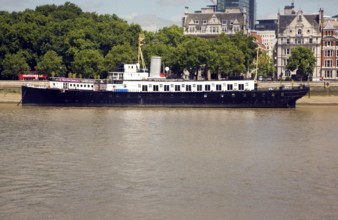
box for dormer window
[298,29,302,35]
[194,20,199,24]
[298,15,302,21]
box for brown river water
[1,104,338,220]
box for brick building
[321,20,338,80]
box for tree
[257,51,274,78]
[173,36,211,79]
[286,47,316,79]
[104,44,137,72]
[35,50,63,76]
[208,34,246,79]
[72,49,104,78]
[1,52,30,79]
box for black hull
[21,86,309,108]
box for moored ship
[21,35,309,108]
[21,57,309,108]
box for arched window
[298,29,302,35]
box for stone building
[321,19,338,80]
[183,6,248,38]
[276,3,323,80]
[216,0,256,29]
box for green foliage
[258,51,274,77]
[0,3,258,80]
[36,50,63,76]
[286,47,316,76]
[208,34,246,77]
[0,2,137,79]
[105,44,137,71]
[1,52,30,79]
[72,49,104,78]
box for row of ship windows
[54,83,248,91]
[137,84,246,92]
[68,84,94,88]
[53,83,94,88]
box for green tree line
[0,2,259,80]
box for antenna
[138,33,146,71]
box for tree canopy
[0,2,258,80]
[286,46,316,79]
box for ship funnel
[150,56,162,78]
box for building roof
[323,20,335,30]
[184,12,246,30]
[278,13,320,34]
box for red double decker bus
[19,71,48,81]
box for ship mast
[138,33,146,71]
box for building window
[175,85,180,91]
[296,38,302,44]
[186,85,192,91]
[227,84,233,90]
[287,38,290,44]
[298,29,302,35]
[164,85,169,91]
[325,41,332,46]
[216,85,222,91]
[325,70,332,78]
[197,85,202,91]
[194,20,199,24]
[222,20,227,25]
[325,60,333,67]
[285,48,290,55]
[203,20,207,24]
[153,85,159,91]
[205,85,211,91]
[142,85,148,92]
[239,84,244,90]
[325,50,333,57]
[309,38,313,44]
